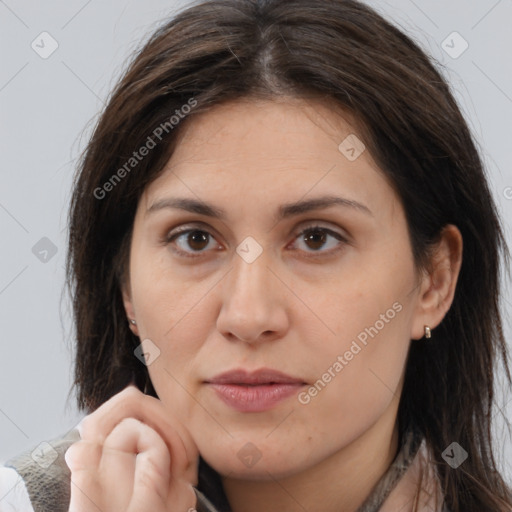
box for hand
[65,385,199,512]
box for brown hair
[66,0,512,510]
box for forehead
[141,98,398,220]
[167,97,367,169]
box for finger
[80,386,198,479]
[103,417,171,492]
[103,418,172,511]
[65,440,102,472]
[66,442,104,512]
[129,477,197,512]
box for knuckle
[115,416,144,434]
[78,414,94,437]
[65,439,102,471]
[66,440,89,459]
[122,385,142,400]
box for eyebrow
[147,195,373,222]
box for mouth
[205,368,307,412]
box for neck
[221,401,401,512]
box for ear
[121,280,140,337]
[410,224,463,340]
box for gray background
[1,0,511,485]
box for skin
[68,97,463,512]
[66,389,198,512]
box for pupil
[189,231,208,250]
[306,230,325,250]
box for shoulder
[3,428,80,512]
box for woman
[1,0,511,511]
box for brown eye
[167,228,219,257]
[186,230,210,251]
[292,225,347,255]
[303,228,328,250]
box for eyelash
[164,224,349,260]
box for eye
[166,228,221,258]
[290,225,348,256]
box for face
[123,97,426,479]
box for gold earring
[424,325,431,339]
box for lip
[205,368,307,412]
[207,368,305,385]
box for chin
[205,456,306,481]
[198,438,318,481]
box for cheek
[130,248,209,337]
[306,249,415,352]
[297,248,415,414]
[293,309,411,457]
[302,298,411,405]
[129,256,216,395]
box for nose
[215,248,289,344]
